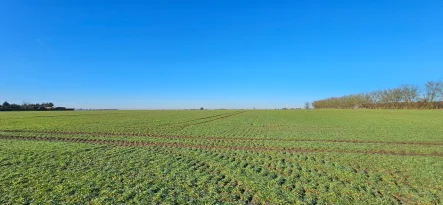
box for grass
[0,109,442,204]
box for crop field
[1,110,442,204]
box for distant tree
[2,101,10,107]
[200,107,204,110]
[439,81,443,98]
[399,84,420,103]
[421,80,442,102]
[9,103,21,109]
[22,101,32,110]
[42,102,54,107]
[304,102,311,109]
[312,79,443,109]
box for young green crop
[0,109,442,204]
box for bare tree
[439,81,443,99]
[421,81,442,102]
[399,84,420,103]
[368,91,381,103]
[304,102,311,109]
[378,89,398,104]
[312,79,443,109]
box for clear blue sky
[1,0,442,109]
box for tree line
[0,101,73,111]
[312,80,443,109]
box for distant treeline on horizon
[313,80,443,109]
[0,101,74,111]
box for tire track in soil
[152,111,247,132]
[157,111,245,127]
[1,129,442,146]
[1,135,443,157]
[178,111,247,128]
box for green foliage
[0,101,57,111]
[2,101,10,107]
[0,110,442,204]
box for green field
[1,110,442,204]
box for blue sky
[1,0,442,109]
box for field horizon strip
[1,134,443,158]
[1,109,443,204]
[2,129,443,146]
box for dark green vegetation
[1,110,442,204]
[0,101,73,111]
[313,80,443,109]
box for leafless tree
[421,80,442,102]
[399,84,420,103]
[312,80,443,109]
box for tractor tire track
[1,135,443,157]
[179,111,247,128]
[1,129,442,146]
[157,111,245,127]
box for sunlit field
[1,110,442,204]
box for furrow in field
[179,149,424,204]
[145,111,247,133]
[1,129,442,146]
[1,135,443,157]
[157,111,245,127]
[179,111,247,127]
